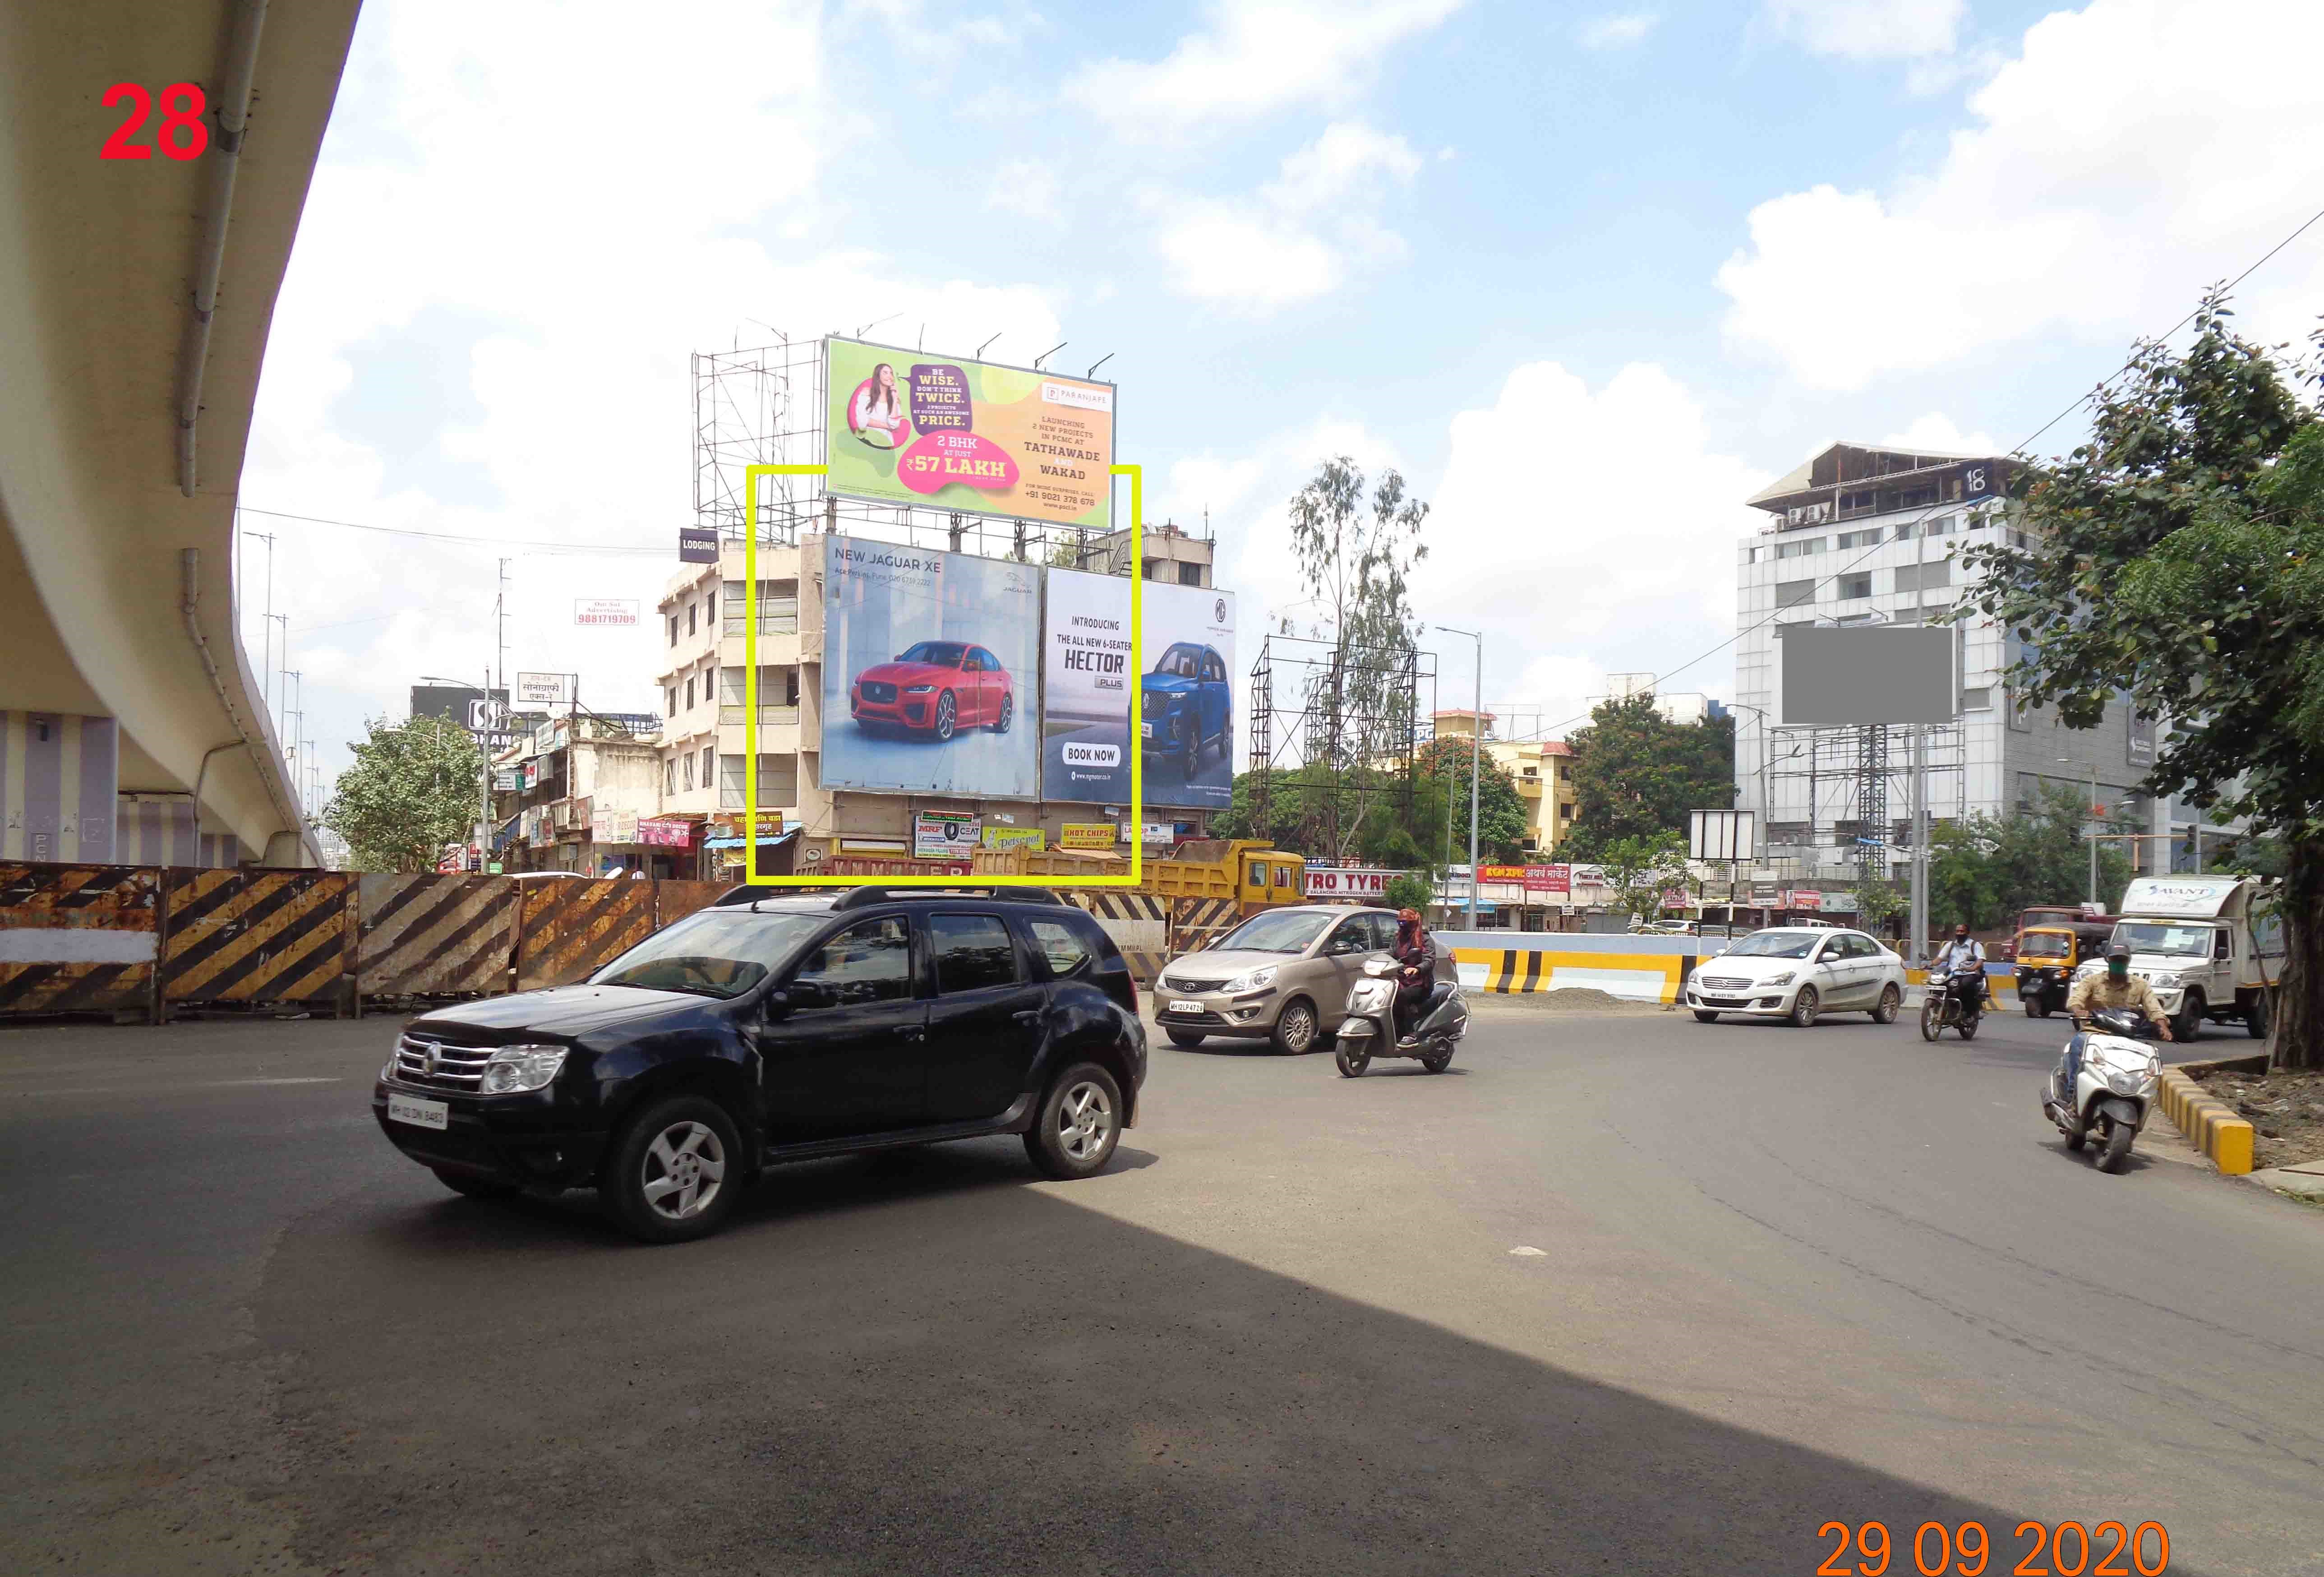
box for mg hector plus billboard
[1037,573,1236,809]
[821,536,1042,799]
[825,338,1114,529]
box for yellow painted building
[1431,711,1578,857]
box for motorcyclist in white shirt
[1932,922,1987,1014]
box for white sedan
[1683,927,1908,1027]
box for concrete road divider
[2156,1064,2255,1175]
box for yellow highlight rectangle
[740,462,1144,888]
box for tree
[1562,694,1735,858]
[1925,784,2140,932]
[1595,829,1690,926]
[1411,735,1530,865]
[1957,294,2324,1069]
[1383,871,1436,912]
[321,714,485,873]
[1282,457,1429,863]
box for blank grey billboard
[1780,626,1955,726]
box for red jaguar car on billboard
[849,641,1015,741]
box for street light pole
[1440,625,1483,927]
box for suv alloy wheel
[604,1095,746,1244]
[1025,1063,1122,1179]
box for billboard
[1041,567,1136,804]
[575,598,640,627]
[515,671,573,706]
[1780,625,1954,726]
[1138,581,1236,808]
[410,684,507,728]
[820,535,1042,798]
[825,338,1114,529]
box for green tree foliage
[1593,829,1691,925]
[1283,457,1429,862]
[1383,871,1436,912]
[1958,296,2324,1067]
[1411,735,1530,865]
[1924,783,2138,932]
[1562,693,1735,859]
[321,714,485,873]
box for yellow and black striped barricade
[161,869,358,1011]
[356,874,521,1002]
[0,863,163,1019]
[1070,891,1170,990]
[1167,895,1241,958]
[514,878,654,991]
[654,880,732,931]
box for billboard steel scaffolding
[1246,632,1435,858]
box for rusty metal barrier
[356,874,520,1001]
[1167,896,1241,958]
[161,869,357,1010]
[0,863,162,1018]
[514,878,653,990]
[654,880,731,930]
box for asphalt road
[3,999,2319,1576]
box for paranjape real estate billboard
[820,536,1042,799]
[824,337,1114,530]
[1039,573,1235,809]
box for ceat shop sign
[1304,867,1395,899]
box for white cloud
[987,158,1062,220]
[1719,0,2324,390]
[1179,366,1765,759]
[1764,0,1964,59]
[1882,412,2001,455]
[1411,362,1769,735]
[243,0,1067,791]
[1156,123,1423,311]
[1065,0,1465,136]
[1579,12,1659,49]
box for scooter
[1336,955,1467,1078]
[2042,1007,2163,1173]
[1919,962,1987,1041]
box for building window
[664,756,677,795]
[1835,528,1881,550]
[668,614,678,647]
[1894,560,1952,594]
[1775,537,1826,560]
[1837,571,1872,600]
[684,675,695,711]
[700,746,715,791]
[706,591,715,625]
[682,752,694,791]
[1961,686,1992,711]
[687,602,698,636]
[1775,578,1816,608]
[664,685,676,717]
[1177,562,1204,586]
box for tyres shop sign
[1304,867,1397,899]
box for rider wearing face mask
[2061,940,2173,1097]
[1391,907,1437,1045]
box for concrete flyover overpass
[0,0,361,868]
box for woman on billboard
[848,362,908,449]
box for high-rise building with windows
[1733,441,2191,887]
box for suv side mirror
[762,987,795,1021]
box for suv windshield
[1214,909,1336,953]
[2113,922,2214,958]
[590,909,828,998]
[1724,931,1819,959]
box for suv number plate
[1168,1000,1204,1015]
[387,1094,448,1130]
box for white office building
[1733,441,2194,887]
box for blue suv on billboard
[1141,642,1230,778]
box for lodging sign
[825,338,1114,530]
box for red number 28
[100,82,208,161]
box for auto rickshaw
[2014,925,2093,1017]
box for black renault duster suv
[372,887,1146,1242]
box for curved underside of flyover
[0,0,362,865]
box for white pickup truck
[2070,875,2283,1041]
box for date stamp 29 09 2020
[1816,1520,2170,1576]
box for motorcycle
[1336,955,1468,1078]
[2042,1007,2163,1173]
[1919,962,1987,1041]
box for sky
[238,0,2324,801]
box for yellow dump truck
[968,840,1308,976]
